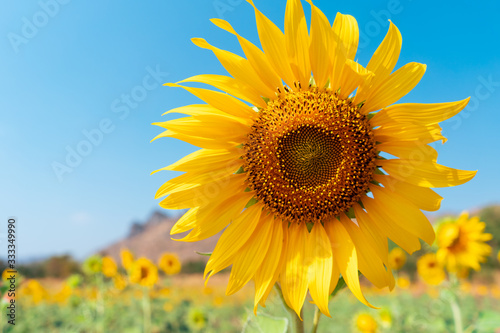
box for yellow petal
[360,62,427,113]
[352,204,389,264]
[191,38,276,99]
[354,21,401,104]
[162,104,251,125]
[334,13,359,60]
[305,0,333,88]
[378,159,477,188]
[153,115,248,148]
[226,213,274,295]
[179,74,267,108]
[285,0,311,87]
[155,163,241,198]
[373,123,446,145]
[210,18,282,92]
[246,0,296,87]
[205,203,265,279]
[169,174,247,234]
[361,197,422,254]
[331,13,359,90]
[170,207,199,234]
[339,214,394,290]
[164,83,256,120]
[153,147,240,173]
[160,173,246,210]
[151,129,239,149]
[329,257,340,295]
[365,21,401,80]
[373,174,443,212]
[370,185,435,245]
[376,141,438,162]
[337,60,372,99]
[174,191,254,242]
[255,220,289,311]
[281,222,309,319]
[307,223,333,317]
[253,218,284,313]
[371,98,470,126]
[325,219,376,308]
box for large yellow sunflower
[153,0,476,317]
[436,212,492,273]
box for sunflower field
[4,231,500,333]
[3,0,500,332]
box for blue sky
[1,0,499,260]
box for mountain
[99,211,219,265]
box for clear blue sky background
[1,0,499,260]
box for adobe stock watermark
[213,0,243,19]
[446,74,500,130]
[51,65,168,182]
[359,0,412,49]
[7,0,72,54]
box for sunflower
[129,257,158,288]
[113,274,128,291]
[436,212,492,273]
[120,248,135,271]
[19,279,48,305]
[158,252,182,275]
[51,283,72,305]
[82,255,102,275]
[388,247,406,271]
[102,256,118,278]
[355,313,377,333]
[417,253,445,286]
[186,308,208,331]
[153,0,476,316]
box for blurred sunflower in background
[113,274,128,291]
[417,253,445,286]
[102,256,118,278]
[153,0,476,316]
[19,279,48,305]
[436,212,492,273]
[82,255,102,276]
[355,313,378,333]
[186,308,208,331]
[158,252,182,275]
[388,247,407,271]
[129,257,158,288]
[120,248,135,271]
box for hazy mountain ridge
[98,211,219,265]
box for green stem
[95,274,105,333]
[448,273,463,333]
[274,284,304,333]
[449,298,463,333]
[311,306,322,333]
[142,287,152,333]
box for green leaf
[195,251,212,257]
[475,311,500,332]
[242,313,288,333]
[245,197,258,208]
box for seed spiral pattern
[243,87,377,222]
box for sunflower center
[243,87,377,222]
[140,267,149,279]
[279,125,342,188]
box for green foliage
[181,260,206,274]
[242,313,288,333]
[0,254,81,279]
[479,205,500,249]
